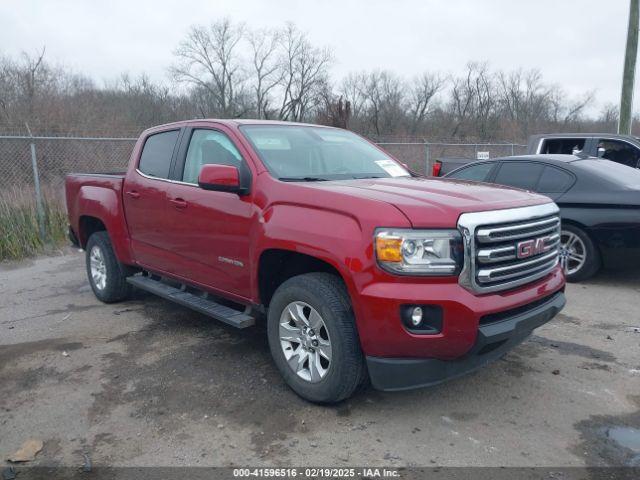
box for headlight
[375,229,463,276]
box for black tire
[561,224,601,282]
[267,273,366,404]
[85,231,132,303]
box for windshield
[240,125,410,181]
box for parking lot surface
[1,251,639,468]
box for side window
[540,138,585,155]
[493,162,544,190]
[598,140,640,168]
[182,130,243,184]
[448,163,494,182]
[138,130,180,179]
[536,166,575,193]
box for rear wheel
[85,231,132,303]
[560,224,600,282]
[267,273,366,403]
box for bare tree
[357,71,407,137]
[408,72,443,134]
[449,68,474,138]
[600,103,619,124]
[449,62,499,140]
[548,88,594,125]
[339,72,366,118]
[247,28,282,119]
[497,69,551,137]
[278,23,332,121]
[171,19,247,117]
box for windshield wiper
[278,177,330,182]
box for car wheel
[560,224,600,282]
[267,272,366,403]
[85,231,132,303]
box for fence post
[511,143,515,156]
[423,139,430,176]
[25,124,47,243]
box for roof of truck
[531,132,640,141]
[151,119,334,129]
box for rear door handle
[126,190,140,199]
[169,198,188,209]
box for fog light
[411,306,423,326]
[400,304,443,334]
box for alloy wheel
[89,245,107,290]
[560,230,587,276]
[279,301,332,383]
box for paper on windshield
[375,160,408,177]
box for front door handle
[169,198,188,209]
[125,190,140,199]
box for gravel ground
[0,250,639,468]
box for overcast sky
[0,0,634,114]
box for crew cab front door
[161,127,255,301]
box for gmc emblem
[516,236,553,259]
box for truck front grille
[458,204,561,293]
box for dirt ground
[1,250,639,468]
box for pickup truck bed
[65,173,133,265]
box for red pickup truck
[66,119,566,403]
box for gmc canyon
[65,119,566,403]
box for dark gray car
[444,154,640,281]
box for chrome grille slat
[477,217,560,243]
[457,204,562,294]
[477,233,560,264]
[477,249,559,283]
[477,245,516,264]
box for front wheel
[267,273,366,403]
[85,231,132,303]
[560,224,600,282]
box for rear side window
[540,138,585,155]
[447,163,494,182]
[494,162,544,190]
[138,130,180,179]
[536,166,575,193]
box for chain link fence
[377,142,527,175]
[0,135,525,243]
[0,136,136,192]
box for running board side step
[126,275,255,329]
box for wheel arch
[78,215,107,247]
[72,185,134,264]
[257,248,352,308]
[560,217,603,257]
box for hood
[305,176,552,227]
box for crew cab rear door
[160,125,255,301]
[123,129,181,267]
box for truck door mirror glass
[597,147,606,157]
[198,164,246,194]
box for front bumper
[366,291,565,391]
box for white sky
[0,0,634,114]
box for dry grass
[0,186,68,260]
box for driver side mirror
[597,147,606,158]
[198,164,247,195]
